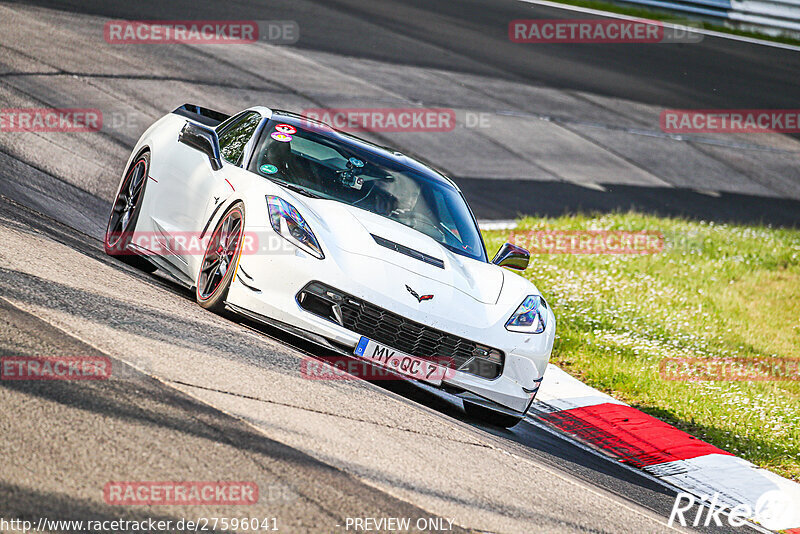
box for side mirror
[178,121,223,171]
[492,242,530,270]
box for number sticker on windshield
[260,164,278,175]
[275,123,297,135]
[271,132,293,143]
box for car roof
[247,107,461,192]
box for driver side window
[219,112,261,166]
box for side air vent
[371,234,445,269]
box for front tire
[105,150,156,273]
[464,401,523,428]
[196,202,245,313]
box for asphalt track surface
[0,0,795,532]
[7,0,800,225]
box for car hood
[306,199,504,305]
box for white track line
[515,0,800,52]
[478,219,519,230]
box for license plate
[354,337,450,385]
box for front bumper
[227,238,554,414]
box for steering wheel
[398,211,445,241]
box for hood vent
[371,234,445,269]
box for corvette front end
[225,190,555,415]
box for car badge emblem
[406,285,434,303]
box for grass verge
[482,212,800,481]
[535,0,800,47]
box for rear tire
[196,202,245,313]
[463,401,523,428]
[104,150,157,273]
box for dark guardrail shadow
[458,178,800,227]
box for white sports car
[105,104,555,427]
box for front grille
[297,282,503,379]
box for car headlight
[505,295,548,333]
[266,196,324,259]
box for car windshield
[249,119,486,261]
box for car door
[153,111,262,277]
